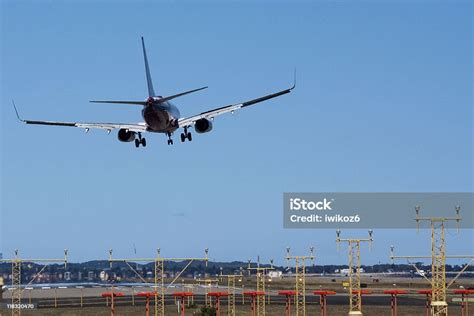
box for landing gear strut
[167,132,174,145]
[180,127,192,143]
[135,132,146,148]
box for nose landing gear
[135,132,146,148]
[167,132,174,145]
[180,127,192,143]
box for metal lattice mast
[228,276,236,316]
[196,277,219,307]
[219,268,243,316]
[348,241,361,314]
[286,247,315,316]
[295,258,305,315]
[248,259,274,316]
[431,219,447,316]
[0,249,68,316]
[390,206,474,316]
[154,254,164,316]
[109,248,208,316]
[11,252,21,316]
[256,271,265,315]
[336,230,373,316]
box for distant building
[268,271,283,279]
[336,268,364,275]
[99,271,108,281]
[88,271,95,281]
[38,272,52,282]
[99,270,115,281]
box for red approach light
[314,290,337,295]
[137,291,158,297]
[101,292,124,297]
[172,291,194,297]
[137,291,157,316]
[208,291,229,297]
[313,291,336,316]
[384,290,408,295]
[243,291,266,296]
[454,289,474,294]
[208,292,229,316]
[279,290,297,296]
[173,292,194,316]
[418,289,433,295]
[351,289,372,295]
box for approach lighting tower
[285,246,315,316]
[196,277,219,306]
[247,258,274,316]
[219,267,243,316]
[108,247,208,316]
[336,230,373,316]
[0,249,68,316]
[390,206,474,316]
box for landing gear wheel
[141,138,147,147]
[181,133,186,143]
[135,139,140,148]
[187,132,192,141]
[167,132,174,145]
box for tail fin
[141,37,156,97]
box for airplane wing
[13,102,147,132]
[177,83,295,128]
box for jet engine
[194,118,213,134]
[117,129,136,142]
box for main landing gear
[135,132,146,148]
[180,127,192,143]
[167,132,174,145]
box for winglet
[290,68,297,90]
[12,100,25,122]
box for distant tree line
[0,261,472,283]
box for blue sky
[1,1,472,265]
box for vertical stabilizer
[141,37,156,97]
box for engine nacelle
[194,118,213,134]
[117,129,136,142]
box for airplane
[13,37,295,148]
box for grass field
[1,276,470,315]
[10,303,464,316]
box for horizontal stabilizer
[89,100,147,105]
[90,86,207,106]
[156,86,208,103]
